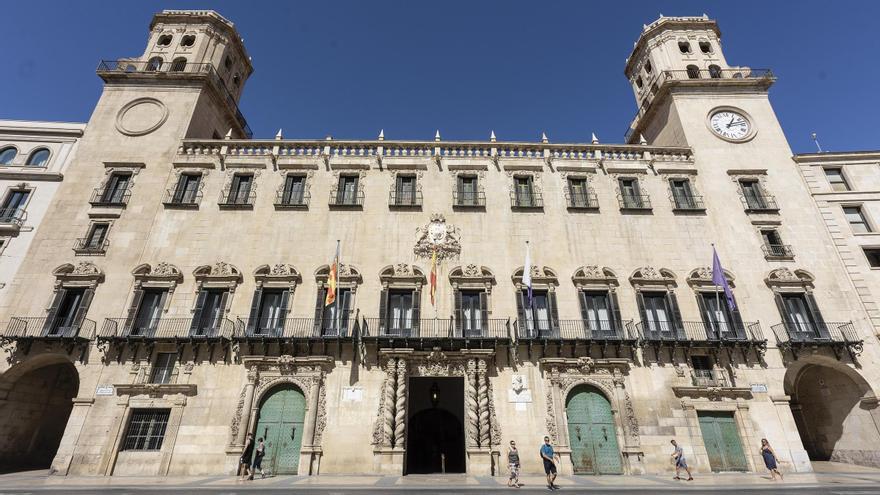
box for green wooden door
[566,386,623,475]
[253,385,306,474]
[697,411,748,472]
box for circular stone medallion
[115,98,169,136]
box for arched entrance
[252,384,306,474]
[565,385,622,474]
[0,359,79,472]
[786,362,880,468]
[405,377,466,474]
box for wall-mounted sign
[342,387,363,402]
[750,383,768,393]
[95,385,114,396]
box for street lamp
[430,381,440,408]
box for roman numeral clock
[708,108,755,142]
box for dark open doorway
[405,377,466,474]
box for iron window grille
[122,409,170,451]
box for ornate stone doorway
[405,377,466,474]
[0,358,79,472]
[565,385,622,475]
[253,384,306,475]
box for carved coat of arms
[414,214,461,260]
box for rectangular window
[864,248,880,268]
[394,175,417,205]
[698,292,738,337]
[122,409,170,451]
[844,206,871,233]
[84,223,109,250]
[281,175,305,205]
[618,178,644,208]
[49,288,86,335]
[580,291,613,333]
[227,174,253,205]
[670,179,697,209]
[456,176,479,206]
[514,177,535,207]
[523,289,551,335]
[192,289,226,335]
[336,175,359,205]
[761,229,790,257]
[567,178,592,208]
[133,289,166,335]
[739,180,768,210]
[781,293,818,336]
[0,189,30,222]
[825,168,850,192]
[460,290,483,336]
[101,173,131,204]
[641,292,671,333]
[256,289,285,333]
[321,287,351,335]
[387,290,414,335]
[149,353,176,384]
[172,174,201,204]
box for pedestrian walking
[670,439,693,481]
[540,436,560,490]
[239,433,254,481]
[507,440,521,488]
[760,438,783,481]
[252,437,266,479]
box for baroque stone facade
[0,11,879,479]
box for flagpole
[336,239,341,336]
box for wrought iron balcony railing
[361,318,511,339]
[691,369,730,388]
[274,188,310,208]
[515,319,636,341]
[234,316,354,339]
[637,320,765,344]
[453,191,486,208]
[771,321,861,345]
[1,316,96,340]
[0,207,27,227]
[741,195,779,213]
[218,188,256,208]
[100,317,234,340]
[162,189,202,208]
[97,60,252,138]
[510,191,544,209]
[671,195,706,211]
[90,187,131,207]
[329,190,365,207]
[566,190,600,209]
[617,194,652,210]
[389,190,423,207]
[762,244,794,259]
[73,237,109,255]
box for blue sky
[1,1,878,152]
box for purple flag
[712,247,736,311]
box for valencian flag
[430,249,438,306]
[712,246,736,311]
[325,241,340,306]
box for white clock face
[709,110,751,141]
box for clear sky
[1,1,878,153]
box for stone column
[49,397,94,475]
[393,359,407,449]
[235,366,258,446]
[477,359,490,448]
[299,374,322,475]
[464,359,479,448]
[382,358,397,448]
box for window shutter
[340,289,352,336]
[190,289,208,334]
[609,290,623,337]
[479,291,489,336]
[154,291,168,334]
[247,288,263,334]
[378,288,388,334]
[453,289,463,336]
[774,293,793,326]
[667,292,684,338]
[729,295,746,339]
[411,289,421,337]
[578,290,590,321]
[42,289,67,336]
[548,291,560,335]
[277,290,290,337]
[515,289,527,337]
[217,291,231,337]
[173,176,188,202]
[313,287,325,336]
[805,293,828,338]
[71,289,95,337]
[125,289,145,336]
[695,293,712,339]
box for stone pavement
[1,463,880,492]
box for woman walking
[507,440,521,488]
[760,438,783,480]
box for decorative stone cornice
[114,383,197,398]
[672,386,753,401]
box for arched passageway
[0,360,79,472]
[787,362,880,468]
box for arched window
[157,34,172,46]
[708,65,722,79]
[635,76,643,89]
[644,60,652,74]
[678,41,692,54]
[170,58,187,72]
[686,65,701,79]
[25,148,50,167]
[180,35,196,47]
[699,41,712,54]
[146,57,163,71]
[0,147,17,165]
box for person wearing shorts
[507,440,521,488]
[670,439,693,481]
[540,436,559,490]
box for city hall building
[1,10,879,478]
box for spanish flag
[430,248,437,306]
[325,241,340,306]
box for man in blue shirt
[540,436,560,490]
